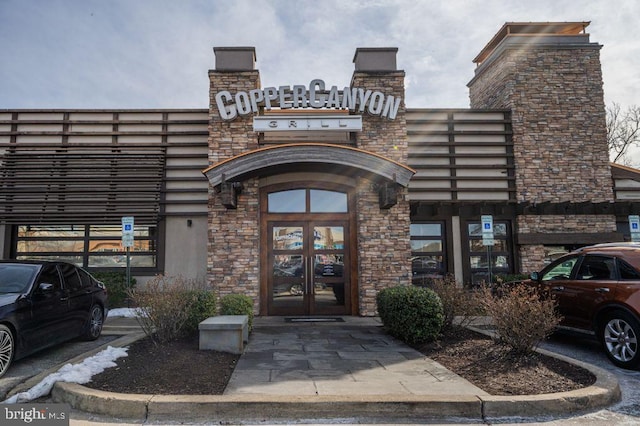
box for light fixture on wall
[187,219,192,227]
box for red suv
[527,243,640,369]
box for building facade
[1,22,639,316]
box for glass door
[268,221,348,316]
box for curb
[51,346,621,423]
[6,331,146,400]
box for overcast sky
[1,0,639,163]
[1,0,639,110]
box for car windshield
[0,264,39,293]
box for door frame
[259,181,358,316]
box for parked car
[0,260,108,377]
[524,242,640,369]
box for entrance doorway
[260,184,355,316]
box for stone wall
[207,70,261,312]
[468,39,616,274]
[469,46,613,204]
[517,214,617,272]
[352,71,412,316]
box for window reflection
[273,227,303,250]
[273,255,303,277]
[410,222,446,285]
[310,190,347,212]
[314,227,344,249]
[15,224,157,269]
[268,190,305,213]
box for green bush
[219,294,254,331]
[183,290,218,333]
[92,271,136,308]
[376,285,444,345]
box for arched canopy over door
[203,143,415,209]
[203,143,415,188]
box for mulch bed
[86,327,596,396]
[416,327,596,395]
[87,333,239,395]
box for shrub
[429,274,483,331]
[376,285,444,345]
[219,294,254,331]
[479,282,561,354]
[183,290,218,333]
[128,275,198,345]
[92,271,136,308]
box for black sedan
[0,260,108,377]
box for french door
[267,221,349,315]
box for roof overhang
[202,143,415,188]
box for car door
[60,263,93,336]
[23,263,70,352]
[537,254,580,325]
[556,255,618,329]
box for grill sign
[215,79,401,121]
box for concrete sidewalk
[51,315,621,424]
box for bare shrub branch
[429,274,483,330]
[479,283,561,354]
[128,275,207,345]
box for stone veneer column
[207,47,261,311]
[467,24,616,272]
[351,48,412,316]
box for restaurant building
[1,22,639,316]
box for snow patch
[2,346,128,404]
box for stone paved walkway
[224,316,488,396]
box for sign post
[121,216,134,291]
[481,215,494,284]
[630,215,640,242]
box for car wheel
[598,310,640,369]
[0,324,14,378]
[83,305,104,341]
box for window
[60,263,83,291]
[267,189,348,213]
[618,259,640,280]
[410,222,446,285]
[467,221,512,286]
[541,256,579,281]
[15,224,157,270]
[576,256,615,281]
[36,264,62,291]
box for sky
[1,0,639,162]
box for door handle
[551,286,564,292]
[595,287,610,293]
[307,256,314,295]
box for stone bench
[198,315,249,354]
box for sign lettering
[215,79,402,121]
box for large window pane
[410,224,442,237]
[410,221,446,285]
[17,240,84,252]
[18,225,84,238]
[411,240,442,252]
[273,227,303,250]
[15,224,157,270]
[314,227,344,249]
[268,190,305,213]
[310,190,347,213]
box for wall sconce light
[187,219,192,227]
